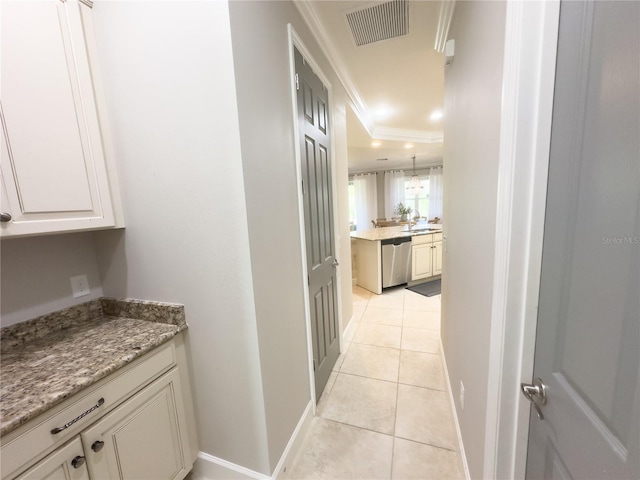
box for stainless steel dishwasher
[381,236,412,288]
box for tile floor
[285,285,465,480]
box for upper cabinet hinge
[295,73,300,91]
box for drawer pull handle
[50,398,105,434]
[91,440,105,452]
[71,456,86,469]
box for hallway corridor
[286,285,465,479]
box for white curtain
[384,170,405,219]
[353,173,378,230]
[428,167,444,222]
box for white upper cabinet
[0,0,123,238]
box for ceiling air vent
[346,0,409,47]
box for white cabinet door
[432,241,443,276]
[15,437,90,480]
[81,369,191,480]
[412,243,433,280]
[0,0,117,237]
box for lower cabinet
[1,338,196,480]
[15,438,89,480]
[81,369,190,480]
[412,243,433,279]
[432,240,443,276]
[411,233,443,281]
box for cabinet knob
[0,212,11,222]
[91,440,105,452]
[71,456,86,469]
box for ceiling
[296,0,449,173]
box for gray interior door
[295,48,340,402]
[525,1,639,478]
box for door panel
[525,1,639,478]
[296,48,340,402]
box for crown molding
[434,0,456,52]
[372,126,443,144]
[293,0,444,145]
[293,1,373,133]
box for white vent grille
[346,0,409,47]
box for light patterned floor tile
[401,327,440,353]
[319,373,397,434]
[399,350,445,390]
[353,323,402,349]
[395,384,458,450]
[404,292,441,312]
[286,417,393,480]
[340,343,400,382]
[352,286,373,305]
[392,438,465,480]
[352,305,366,322]
[367,293,405,309]
[403,309,441,330]
[361,306,403,326]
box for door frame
[287,24,343,413]
[484,1,561,478]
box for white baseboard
[351,278,357,286]
[440,338,471,480]
[192,401,314,480]
[273,400,313,479]
[342,313,359,344]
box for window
[404,176,429,218]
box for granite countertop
[0,298,187,437]
[350,224,443,242]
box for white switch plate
[459,381,465,410]
[70,274,90,298]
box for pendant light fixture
[407,154,423,196]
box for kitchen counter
[350,224,443,242]
[0,298,187,437]
[351,225,443,294]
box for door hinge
[295,73,300,91]
[307,274,310,286]
[313,358,316,371]
[301,179,305,195]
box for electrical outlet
[459,381,465,410]
[70,274,90,298]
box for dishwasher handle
[381,236,412,246]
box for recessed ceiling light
[371,141,382,147]
[404,143,414,149]
[430,110,443,121]
[375,106,391,119]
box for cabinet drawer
[411,234,433,245]
[1,342,175,480]
[432,233,443,242]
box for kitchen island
[351,224,443,294]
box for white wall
[441,1,506,478]
[227,0,353,470]
[91,1,271,474]
[0,232,103,326]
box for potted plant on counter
[394,202,413,222]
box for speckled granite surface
[0,298,187,437]
[350,224,443,241]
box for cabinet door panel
[412,244,433,280]
[15,438,89,480]
[82,369,191,480]
[0,0,115,236]
[432,242,443,276]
